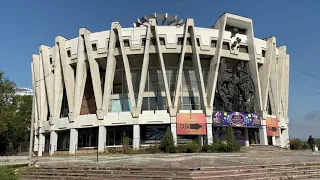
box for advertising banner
[177,113,206,135]
[266,117,280,136]
[212,126,245,146]
[212,111,261,128]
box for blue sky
[1,0,319,138]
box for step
[25,168,190,176]
[191,166,320,176]
[22,171,192,179]
[197,162,320,171]
[192,170,320,179]
[33,166,190,172]
[23,169,190,177]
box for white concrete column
[259,125,268,145]
[244,128,249,147]
[171,123,177,146]
[206,124,213,145]
[49,131,58,155]
[33,135,39,152]
[275,128,282,147]
[38,133,45,157]
[69,128,78,154]
[272,136,276,146]
[98,126,107,152]
[133,125,140,150]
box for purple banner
[213,111,261,128]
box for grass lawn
[0,164,28,180]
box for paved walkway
[1,151,320,168]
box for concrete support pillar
[206,124,213,145]
[49,131,58,155]
[33,135,39,152]
[275,128,282,147]
[272,136,276,146]
[98,126,107,152]
[259,125,268,145]
[170,123,177,146]
[244,128,249,147]
[133,125,140,150]
[38,133,45,157]
[69,128,78,154]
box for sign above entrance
[176,113,206,135]
[266,118,280,136]
[212,111,261,128]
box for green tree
[0,72,16,134]
[160,127,175,153]
[226,125,234,144]
[7,95,33,151]
[0,71,33,154]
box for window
[92,44,97,51]
[239,45,249,53]
[106,126,133,146]
[141,38,146,46]
[67,50,71,57]
[222,42,230,50]
[196,38,200,46]
[159,37,166,45]
[262,50,266,57]
[177,37,183,45]
[181,96,200,110]
[124,39,130,47]
[211,40,217,48]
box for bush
[145,145,161,154]
[226,125,234,144]
[176,141,202,153]
[201,144,213,152]
[160,127,175,153]
[122,137,132,154]
[290,138,309,150]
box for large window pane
[149,97,157,110]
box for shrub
[290,138,308,150]
[226,125,234,144]
[145,144,161,154]
[201,144,213,152]
[176,141,201,153]
[122,137,132,154]
[160,127,175,153]
[185,141,202,153]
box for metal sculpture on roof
[134,13,184,27]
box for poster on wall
[266,117,280,136]
[176,113,206,135]
[212,111,261,128]
[212,126,245,146]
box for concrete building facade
[31,13,290,156]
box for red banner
[177,113,206,135]
[266,118,280,136]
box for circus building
[31,13,290,156]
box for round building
[31,13,290,156]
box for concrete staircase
[241,145,287,152]
[21,162,320,180]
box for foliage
[226,125,234,144]
[0,164,27,180]
[290,138,309,150]
[160,127,175,153]
[176,141,202,153]
[0,71,32,155]
[122,137,132,154]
